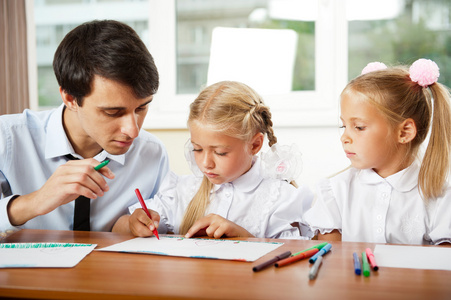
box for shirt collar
[358,162,419,192]
[212,156,263,193]
[44,104,125,165]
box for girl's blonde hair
[342,66,451,201]
[179,81,277,234]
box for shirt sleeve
[129,171,180,234]
[0,119,17,232]
[265,182,314,239]
[428,187,451,245]
[303,177,343,236]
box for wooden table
[0,229,450,300]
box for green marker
[94,159,110,171]
[292,242,328,256]
[362,251,371,277]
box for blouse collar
[358,162,419,192]
[212,156,263,193]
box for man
[0,20,169,232]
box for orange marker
[135,188,159,240]
[275,248,319,267]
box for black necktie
[65,154,91,231]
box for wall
[148,126,349,190]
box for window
[347,0,451,83]
[33,0,150,108]
[146,0,345,128]
[30,0,451,129]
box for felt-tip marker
[292,242,328,256]
[366,248,379,271]
[135,188,160,240]
[94,159,110,171]
[309,255,323,280]
[309,243,332,263]
[252,250,292,272]
[353,252,361,275]
[275,248,319,268]
[361,251,370,277]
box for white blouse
[303,163,451,245]
[129,157,313,239]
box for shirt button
[225,193,231,197]
[381,192,387,198]
[377,215,382,221]
[377,228,383,233]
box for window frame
[27,0,348,129]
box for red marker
[275,248,319,268]
[365,248,378,271]
[135,188,159,240]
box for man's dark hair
[53,20,159,105]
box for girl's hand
[129,208,160,237]
[185,213,254,239]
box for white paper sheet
[0,243,97,268]
[98,236,283,262]
[374,244,451,271]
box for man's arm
[6,159,115,226]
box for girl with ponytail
[304,59,451,245]
[123,81,313,239]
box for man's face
[65,75,153,157]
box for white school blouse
[129,157,313,239]
[303,163,451,245]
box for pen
[365,248,379,271]
[94,159,110,171]
[353,252,361,275]
[275,248,319,268]
[309,243,332,263]
[361,251,370,277]
[134,188,160,240]
[292,242,328,256]
[252,250,292,272]
[309,255,323,280]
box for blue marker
[309,243,332,263]
[353,252,361,275]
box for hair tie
[409,58,440,87]
[361,62,387,75]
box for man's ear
[398,118,417,144]
[60,87,78,111]
[250,132,264,155]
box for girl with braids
[304,59,451,245]
[123,81,313,239]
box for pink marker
[366,248,379,271]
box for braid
[253,103,277,146]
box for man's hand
[7,158,114,226]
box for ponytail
[419,83,451,200]
[179,177,213,235]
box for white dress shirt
[303,163,451,245]
[0,105,169,232]
[129,157,314,239]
